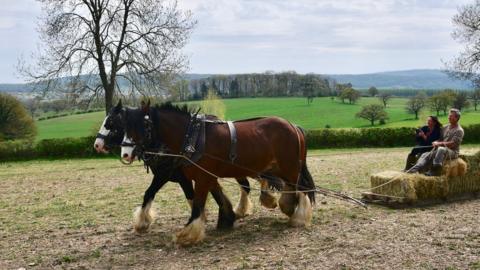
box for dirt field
[1,147,479,269]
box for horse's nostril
[94,144,99,148]
[123,153,129,158]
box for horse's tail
[298,162,316,204]
[293,124,315,203]
[259,173,285,191]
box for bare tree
[377,92,392,108]
[470,89,480,111]
[446,1,480,89]
[406,92,427,120]
[453,91,470,111]
[20,0,195,113]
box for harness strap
[120,142,136,147]
[96,133,107,139]
[227,121,237,162]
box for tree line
[167,72,336,101]
[355,89,480,126]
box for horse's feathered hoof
[133,204,155,234]
[234,189,253,218]
[174,218,206,246]
[289,192,312,227]
[260,191,278,209]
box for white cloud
[0,0,475,82]
[182,0,472,74]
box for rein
[120,108,365,207]
[141,150,367,208]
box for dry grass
[1,147,480,269]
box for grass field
[36,97,480,140]
[1,147,479,269]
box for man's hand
[432,141,442,148]
[432,141,448,148]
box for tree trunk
[415,111,419,120]
[371,119,374,126]
[104,84,114,115]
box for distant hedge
[1,124,480,162]
[306,124,480,149]
[305,127,414,148]
[0,136,111,162]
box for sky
[0,0,473,83]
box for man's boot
[425,164,442,177]
[407,163,422,173]
[404,154,417,172]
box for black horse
[121,101,315,246]
[94,101,276,234]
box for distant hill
[328,69,473,90]
[0,83,34,92]
[0,74,214,94]
[0,69,474,95]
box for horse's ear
[114,100,122,112]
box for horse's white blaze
[289,192,312,227]
[175,216,206,246]
[121,134,135,161]
[94,116,110,152]
[133,201,155,233]
[234,188,253,218]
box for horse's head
[120,100,152,163]
[94,100,125,153]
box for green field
[36,97,480,140]
[36,111,105,141]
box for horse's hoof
[289,193,312,227]
[260,192,278,209]
[234,195,253,218]
[217,211,236,230]
[133,204,155,234]
[174,218,205,246]
[134,223,151,234]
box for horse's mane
[154,102,198,116]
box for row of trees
[406,89,480,120]
[355,89,480,126]
[166,72,336,101]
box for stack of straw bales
[364,151,480,205]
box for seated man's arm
[432,129,464,149]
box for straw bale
[370,171,447,203]
[367,151,480,205]
[443,158,467,177]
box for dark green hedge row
[305,124,480,149]
[0,136,115,162]
[1,124,480,162]
[306,127,414,148]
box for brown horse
[121,102,315,246]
